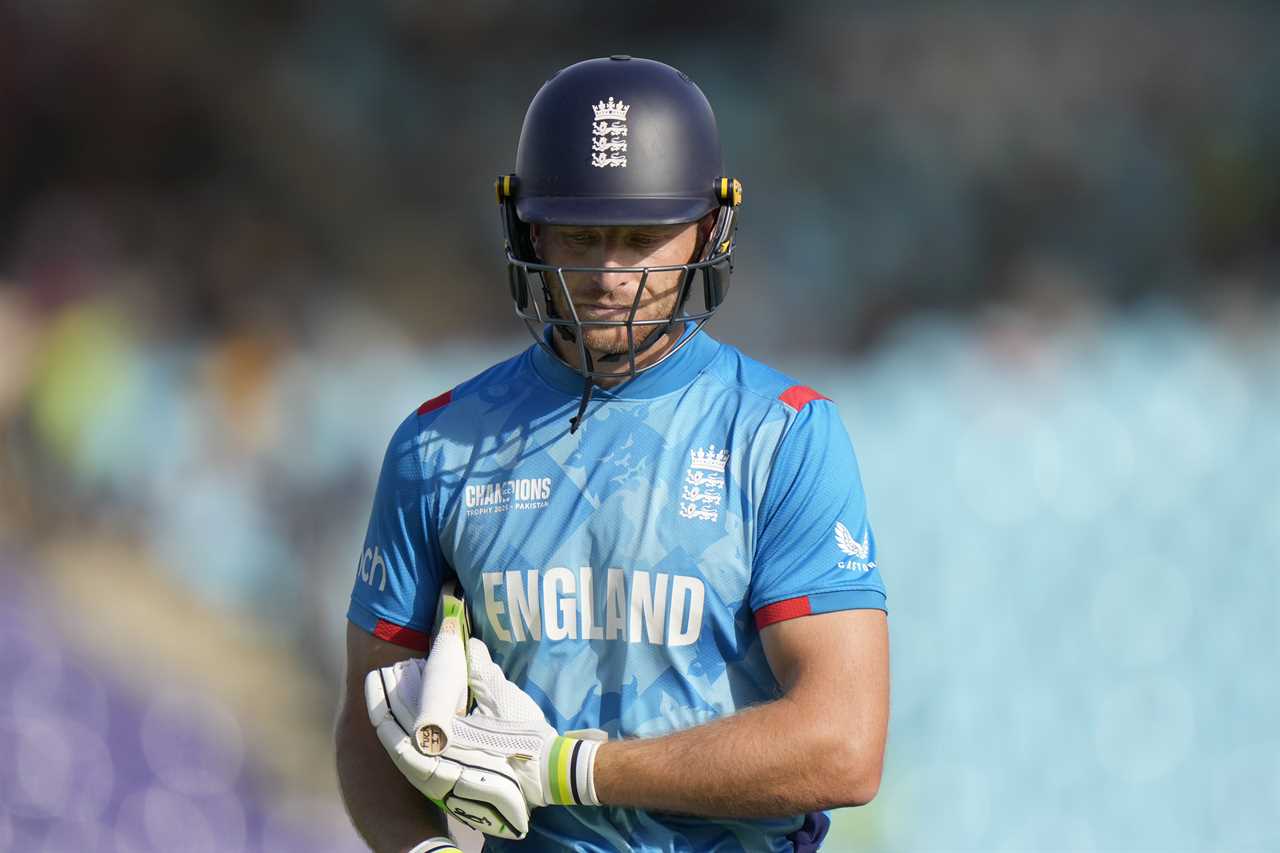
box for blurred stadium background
[1,2,1278,851]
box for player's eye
[566,233,598,246]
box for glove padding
[459,638,605,808]
[365,658,530,839]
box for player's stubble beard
[549,270,685,385]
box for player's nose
[592,256,636,293]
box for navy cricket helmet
[496,56,742,397]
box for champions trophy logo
[591,97,630,168]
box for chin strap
[568,352,597,434]
[568,377,595,434]
[566,320,684,434]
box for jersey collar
[529,322,720,400]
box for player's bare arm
[592,609,889,817]
[335,623,451,852]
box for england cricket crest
[680,444,728,522]
[591,97,629,168]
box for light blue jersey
[349,327,886,852]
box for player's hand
[454,637,606,809]
[365,657,531,839]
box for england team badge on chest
[680,444,728,522]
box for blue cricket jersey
[348,326,886,852]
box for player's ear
[698,211,716,241]
[691,211,717,260]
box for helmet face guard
[500,196,738,381]
[498,56,742,383]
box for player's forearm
[335,701,451,852]
[593,693,882,818]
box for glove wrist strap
[408,838,461,853]
[545,735,602,806]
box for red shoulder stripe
[417,389,453,415]
[754,596,813,629]
[373,618,431,651]
[779,385,828,411]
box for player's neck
[552,328,682,389]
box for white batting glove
[365,658,531,839]
[452,637,606,809]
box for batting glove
[365,658,531,839]
[455,637,606,809]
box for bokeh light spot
[140,691,244,796]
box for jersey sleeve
[347,410,448,650]
[750,397,886,629]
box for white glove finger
[385,660,426,729]
[408,750,457,801]
[465,638,509,714]
[465,639,548,724]
[364,668,391,727]
[367,667,419,764]
[465,638,497,691]
[369,705,409,759]
[367,660,414,726]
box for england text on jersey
[481,568,705,646]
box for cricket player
[335,56,889,852]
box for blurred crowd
[0,571,370,851]
[1,2,1278,850]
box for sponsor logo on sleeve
[357,545,388,591]
[835,522,876,572]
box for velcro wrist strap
[408,837,461,853]
[544,736,602,806]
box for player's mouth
[579,304,636,319]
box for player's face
[531,220,705,358]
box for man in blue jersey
[335,56,889,853]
